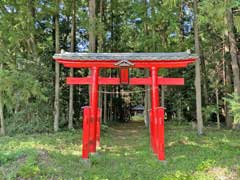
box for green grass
[0,122,240,180]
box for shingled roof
[53,51,197,61]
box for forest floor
[0,120,240,180]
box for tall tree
[0,64,4,136]
[98,0,104,52]
[226,7,240,95]
[223,29,233,128]
[201,55,208,105]
[89,0,96,52]
[143,0,150,127]
[193,0,203,135]
[88,0,96,109]
[98,0,107,124]
[225,2,240,128]
[68,0,76,130]
[54,0,60,132]
[98,0,105,123]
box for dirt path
[108,121,147,147]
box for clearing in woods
[0,120,240,179]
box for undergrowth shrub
[225,93,240,129]
[6,102,52,135]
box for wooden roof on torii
[53,51,197,68]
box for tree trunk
[0,92,4,136]
[143,0,150,127]
[103,85,107,124]
[109,92,113,121]
[223,34,233,128]
[226,7,240,128]
[98,0,104,52]
[193,0,204,135]
[68,0,76,130]
[99,87,103,123]
[144,69,150,127]
[215,88,220,129]
[88,0,96,107]
[54,0,60,132]
[226,8,240,95]
[98,0,104,123]
[225,59,233,128]
[0,64,5,136]
[103,70,107,124]
[89,0,96,52]
[201,55,208,105]
[161,86,165,107]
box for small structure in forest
[53,52,196,161]
[132,105,144,116]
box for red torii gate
[53,52,196,161]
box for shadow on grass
[0,122,239,179]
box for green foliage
[163,171,192,180]
[197,159,216,171]
[16,151,40,178]
[162,171,215,180]
[0,151,21,165]
[17,164,40,179]
[0,0,239,134]
[225,94,240,125]
[0,0,54,134]
[0,70,47,108]
[202,105,218,122]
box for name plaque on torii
[53,52,196,161]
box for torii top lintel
[53,52,197,68]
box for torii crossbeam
[53,52,196,161]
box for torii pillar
[53,52,196,161]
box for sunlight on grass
[0,122,239,179]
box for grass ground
[0,121,240,180]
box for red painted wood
[96,108,101,147]
[99,77,120,85]
[56,59,195,68]
[67,77,184,86]
[149,110,154,152]
[54,57,196,161]
[82,107,90,159]
[157,107,165,160]
[120,68,129,84]
[129,78,151,85]
[67,77,92,84]
[89,67,99,153]
[150,67,159,155]
[158,77,184,85]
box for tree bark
[54,0,60,132]
[98,0,104,123]
[144,70,150,127]
[88,0,96,107]
[68,0,76,130]
[226,8,240,95]
[0,64,5,136]
[215,88,220,129]
[0,92,4,136]
[223,33,233,128]
[143,0,150,127]
[98,0,104,52]
[225,59,233,128]
[201,55,208,105]
[161,86,165,107]
[103,85,107,123]
[193,0,204,135]
[89,0,96,52]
